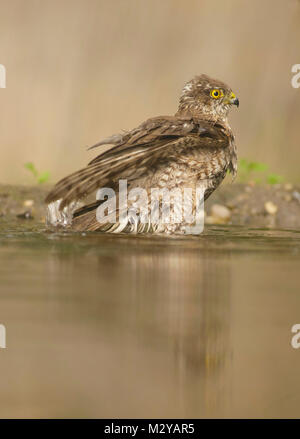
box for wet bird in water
[46,74,239,234]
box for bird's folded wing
[45,116,228,209]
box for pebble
[17,210,33,220]
[292,191,300,203]
[264,201,278,215]
[205,204,231,224]
[211,204,231,219]
[23,199,34,208]
[284,183,293,191]
[205,216,216,225]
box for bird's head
[178,74,239,123]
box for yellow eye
[210,89,223,99]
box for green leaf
[267,174,283,185]
[37,171,50,184]
[24,162,50,184]
[239,159,249,171]
[247,161,268,172]
[24,162,38,178]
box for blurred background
[0,0,299,185]
[1,1,300,419]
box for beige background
[0,0,299,184]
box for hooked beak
[232,97,239,107]
[229,91,239,107]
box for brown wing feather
[45,116,226,209]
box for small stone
[17,211,33,220]
[23,199,34,208]
[211,204,231,219]
[292,191,300,203]
[284,183,293,191]
[207,204,231,224]
[205,215,216,225]
[264,201,278,215]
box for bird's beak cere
[225,91,239,107]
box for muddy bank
[0,183,300,230]
[205,183,300,229]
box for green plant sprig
[24,162,50,184]
[238,158,283,185]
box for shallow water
[0,219,300,418]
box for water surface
[0,220,300,418]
